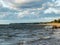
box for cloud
[17,7,44,18]
[44,7,60,14]
[44,0,60,14]
[1,0,42,9]
[0,0,60,23]
[55,0,60,6]
[0,12,8,18]
[14,0,41,4]
[0,0,56,19]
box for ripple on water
[0,28,60,45]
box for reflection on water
[0,28,60,45]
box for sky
[0,0,60,24]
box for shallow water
[0,28,60,45]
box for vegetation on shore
[51,19,60,23]
[0,19,60,29]
[47,19,60,29]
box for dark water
[0,28,60,45]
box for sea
[0,26,60,45]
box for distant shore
[0,22,60,29]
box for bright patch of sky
[0,0,60,24]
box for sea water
[0,28,60,45]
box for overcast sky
[0,0,60,24]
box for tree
[53,19,57,23]
[58,19,60,23]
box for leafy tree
[58,19,60,23]
[53,19,57,23]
